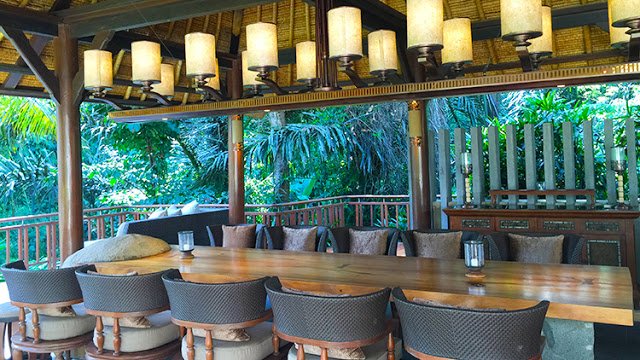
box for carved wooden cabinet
[444,207,640,289]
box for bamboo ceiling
[0,0,630,105]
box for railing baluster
[5,230,10,264]
[35,226,40,263]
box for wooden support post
[55,23,83,261]
[408,100,431,230]
[228,114,245,224]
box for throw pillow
[413,231,463,259]
[222,224,257,248]
[103,316,151,329]
[294,344,365,360]
[348,229,388,255]
[508,233,564,264]
[148,208,168,219]
[181,200,201,215]
[192,328,250,342]
[37,306,76,317]
[167,205,182,217]
[283,227,318,252]
[62,234,171,268]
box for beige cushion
[287,338,402,360]
[222,225,257,249]
[26,304,94,341]
[283,227,318,252]
[181,321,275,360]
[192,328,250,342]
[413,231,463,259]
[348,229,388,255]
[38,306,76,317]
[182,200,201,215]
[167,205,182,217]
[103,316,151,329]
[508,233,564,264]
[96,311,179,353]
[148,208,168,219]
[62,234,171,267]
[294,344,365,359]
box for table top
[97,246,635,326]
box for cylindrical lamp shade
[185,32,217,78]
[442,18,473,64]
[296,41,317,81]
[131,41,161,84]
[206,58,221,90]
[529,6,553,54]
[609,6,630,47]
[407,0,444,49]
[368,30,398,73]
[609,0,640,27]
[152,64,175,98]
[84,49,113,90]
[242,51,262,87]
[247,22,279,71]
[501,0,543,40]
[328,7,363,59]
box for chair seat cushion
[62,234,171,267]
[0,302,22,323]
[181,321,275,360]
[287,337,402,360]
[26,304,94,341]
[96,311,179,353]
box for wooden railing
[0,195,409,269]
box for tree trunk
[269,112,290,203]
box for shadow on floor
[595,322,640,360]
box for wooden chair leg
[11,348,21,360]
[186,328,195,360]
[296,344,305,360]
[320,348,328,360]
[387,333,395,360]
[205,330,213,360]
[0,323,6,360]
[272,325,279,355]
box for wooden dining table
[96,246,635,327]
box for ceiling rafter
[0,26,60,102]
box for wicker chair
[327,226,400,255]
[1,261,94,360]
[393,288,549,360]
[162,270,279,360]
[401,230,503,260]
[265,277,400,360]
[75,265,180,360]
[486,232,587,264]
[258,226,329,252]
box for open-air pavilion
[0,0,638,359]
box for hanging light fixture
[328,6,367,88]
[528,6,553,69]
[500,0,543,72]
[609,0,640,60]
[242,50,264,97]
[131,41,162,90]
[609,6,630,49]
[442,18,473,76]
[368,30,398,84]
[246,22,287,95]
[205,57,221,91]
[500,0,543,46]
[184,32,226,101]
[407,0,444,63]
[296,41,317,90]
[151,64,175,100]
[83,49,125,110]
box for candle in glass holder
[611,146,626,164]
[178,231,195,258]
[464,239,485,279]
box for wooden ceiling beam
[0,3,59,36]
[57,0,275,38]
[0,26,60,102]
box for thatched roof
[0,0,628,105]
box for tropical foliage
[0,82,639,219]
